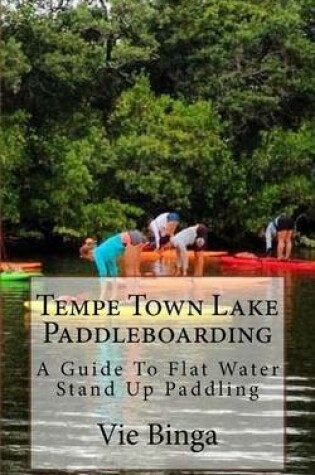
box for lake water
[1,254,314,474]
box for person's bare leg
[124,244,141,277]
[174,247,182,276]
[121,246,139,302]
[194,252,204,277]
[182,250,189,277]
[123,245,133,277]
[284,231,293,260]
[134,246,142,276]
[277,231,285,259]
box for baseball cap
[167,212,180,222]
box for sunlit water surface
[1,253,314,474]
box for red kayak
[220,253,315,272]
[0,261,43,272]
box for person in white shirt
[170,224,208,276]
[148,212,180,250]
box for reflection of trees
[283,273,294,327]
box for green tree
[2,1,157,121]
[0,0,314,244]
[152,0,315,152]
[1,1,158,237]
[243,121,315,231]
[0,112,28,224]
[109,76,242,228]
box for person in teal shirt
[80,231,146,277]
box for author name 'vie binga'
[97,422,218,453]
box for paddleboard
[220,254,315,271]
[0,271,43,281]
[0,261,43,271]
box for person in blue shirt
[80,231,146,277]
[265,214,294,260]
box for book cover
[0,1,314,475]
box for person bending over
[170,224,208,276]
[148,212,180,250]
[80,231,146,278]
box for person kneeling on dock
[170,224,208,276]
[80,231,147,278]
[265,214,294,260]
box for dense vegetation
[1,0,314,242]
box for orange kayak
[141,250,227,261]
[0,261,43,272]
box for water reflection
[0,257,314,474]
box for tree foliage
[152,0,315,150]
[0,0,314,241]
